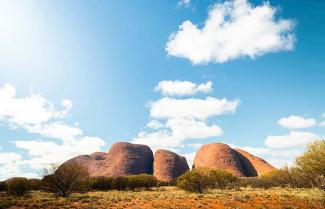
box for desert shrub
[91,176,113,191]
[42,162,89,197]
[296,140,325,188]
[0,181,7,191]
[6,177,31,197]
[111,176,129,190]
[209,169,237,189]
[236,177,273,189]
[128,174,157,190]
[177,168,237,193]
[28,179,43,190]
[157,180,176,187]
[177,168,211,193]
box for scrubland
[1,186,324,209]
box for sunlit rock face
[233,148,274,177]
[193,143,274,177]
[62,141,274,179]
[193,143,246,177]
[63,142,154,177]
[153,149,189,182]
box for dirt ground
[1,187,324,209]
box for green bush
[0,181,7,191]
[6,177,31,197]
[177,168,212,193]
[91,176,113,191]
[111,176,129,190]
[237,176,276,189]
[177,168,237,193]
[296,140,325,188]
[209,169,237,189]
[128,174,157,190]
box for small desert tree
[296,140,325,186]
[42,162,89,197]
[6,177,31,197]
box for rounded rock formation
[62,142,154,177]
[234,148,274,176]
[65,152,107,177]
[153,149,189,182]
[193,143,246,177]
[98,142,154,176]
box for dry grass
[0,187,324,209]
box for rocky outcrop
[234,148,274,176]
[99,142,154,176]
[193,143,246,177]
[62,141,274,179]
[64,142,154,177]
[64,152,107,177]
[193,143,274,177]
[153,149,189,182]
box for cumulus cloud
[0,152,30,180]
[0,83,71,126]
[15,136,105,169]
[278,115,316,129]
[132,80,239,152]
[150,97,239,120]
[265,131,319,149]
[154,80,212,96]
[320,121,325,127]
[166,0,296,64]
[0,83,105,178]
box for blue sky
[0,0,325,180]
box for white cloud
[0,83,106,178]
[0,83,71,126]
[166,118,222,139]
[278,115,316,129]
[132,130,179,152]
[150,97,239,120]
[0,152,28,181]
[154,80,212,96]
[25,122,83,141]
[0,152,22,164]
[15,136,105,169]
[147,120,165,129]
[265,131,319,149]
[132,81,238,151]
[166,0,296,64]
[320,121,325,127]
